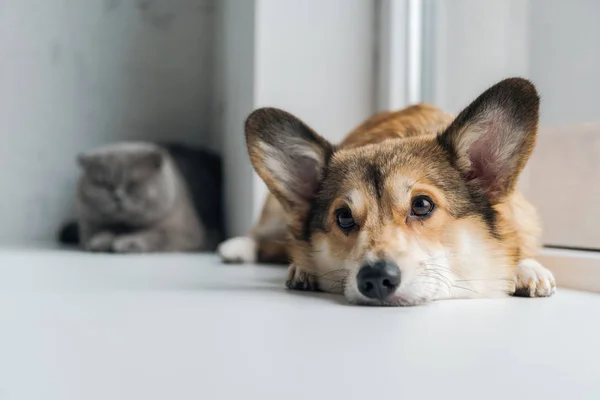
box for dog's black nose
[357,261,401,300]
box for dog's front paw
[85,232,115,252]
[112,235,150,253]
[514,258,556,297]
[285,264,319,291]
[218,236,257,263]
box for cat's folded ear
[77,153,96,170]
[77,147,163,179]
[130,149,164,181]
[438,78,539,203]
[136,150,164,171]
[245,108,333,213]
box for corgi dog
[218,78,556,306]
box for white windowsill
[1,246,600,398]
[539,247,600,293]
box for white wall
[252,0,376,219]
[254,0,375,144]
[217,0,376,236]
[424,0,600,124]
[529,0,600,126]
[0,0,217,243]
[213,0,258,239]
[424,0,529,112]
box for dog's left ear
[438,77,539,203]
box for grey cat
[61,141,223,253]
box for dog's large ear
[245,108,334,214]
[438,78,539,203]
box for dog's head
[246,78,539,305]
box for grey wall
[529,0,600,126]
[424,0,600,125]
[0,0,217,243]
[424,0,529,112]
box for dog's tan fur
[219,78,555,306]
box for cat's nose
[356,260,401,300]
[113,188,126,203]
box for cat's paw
[218,236,257,263]
[514,258,556,297]
[85,232,115,252]
[112,235,150,253]
[286,264,319,291]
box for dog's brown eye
[336,208,355,231]
[411,196,434,217]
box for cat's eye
[411,196,434,217]
[93,177,113,190]
[126,181,140,192]
[335,208,356,232]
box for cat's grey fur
[71,141,222,253]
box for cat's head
[77,142,177,224]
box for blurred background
[0,0,598,251]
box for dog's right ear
[438,78,539,203]
[245,108,333,214]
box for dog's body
[219,78,555,306]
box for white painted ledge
[539,247,600,293]
[1,247,600,399]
